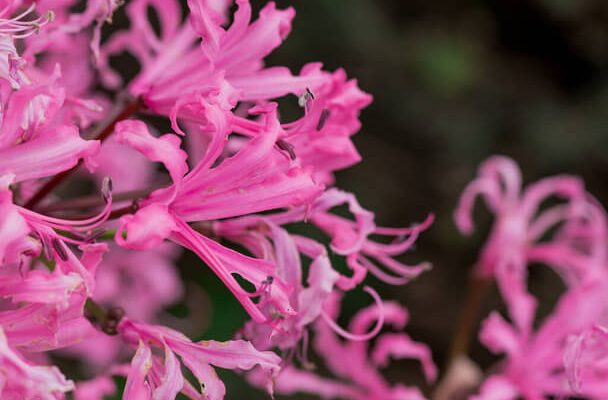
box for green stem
[84,298,108,325]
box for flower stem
[108,202,139,220]
[448,272,492,362]
[24,96,142,210]
[84,298,107,324]
[39,185,163,214]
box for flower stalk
[24,96,142,210]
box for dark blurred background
[102,0,608,398]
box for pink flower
[0,2,446,399]
[113,107,322,323]
[61,243,183,370]
[564,324,608,398]
[233,65,373,184]
[456,156,608,399]
[254,292,437,400]
[265,188,433,289]
[99,0,323,114]
[118,318,281,400]
[217,216,341,350]
[0,327,74,400]
[455,155,605,332]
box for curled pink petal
[321,286,384,342]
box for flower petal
[0,125,99,182]
[116,204,178,250]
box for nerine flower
[0,3,54,89]
[455,155,605,331]
[0,1,439,399]
[251,292,437,400]
[0,327,74,400]
[99,0,326,116]
[217,215,341,351]
[113,107,322,323]
[564,324,608,398]
[456,156,608,399]
[264,188,433,290]
[118,318,281,400]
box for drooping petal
[115,204,178,250]
[310,189,375,256]
[295,237,340,327]
[0,175,34,265]
[0,124,99,182]
[124,341,153,400]
[0,328,74,399]
[371,333,437,383]
[478,312,520,356]
[114,119,188,194]
[152,345,183,400]
[172,219,293,323]
[168,338,281,398]
[0,269,82,307]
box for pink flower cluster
[1,1,607,399]
[455,156,608,399]
[0,1,435,399]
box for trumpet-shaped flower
[113,106,322,323]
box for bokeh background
[98,0,608,398]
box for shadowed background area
[97,0,608,398]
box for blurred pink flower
[0,327,74,400]
[457,156,608,399]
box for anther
[101,177,113,203]
[45,10,55,23]
[298,88,315,108]
[51,239,68,261]
[276,139,296,160]
[82,228,107,243]
[316,109,330,131]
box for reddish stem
[108,202,139,220]
[448,272,492,362]
[24,97,142,210]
